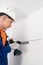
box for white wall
[6,7,43,65]
[21,7,43,65]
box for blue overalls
[0,37,11,65]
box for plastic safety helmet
[0,5,15,21]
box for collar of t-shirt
[0,29,7,46]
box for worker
[0,5,15,65]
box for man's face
[0,15,14,30]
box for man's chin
[3,26,11,30]
[1,27,8,30]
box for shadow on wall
[5,6,29,65]
[13,55,22,65]
[11,44,29,65]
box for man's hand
[9,42,20,50]
[8,39,20,49]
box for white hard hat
[0,6,15,21]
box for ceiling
[0,0,43,21]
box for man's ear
[1,15,6,20]
[0,15,6,22]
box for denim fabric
[0,37,11,65]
